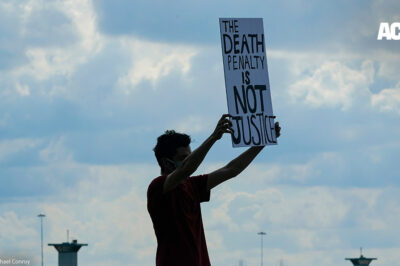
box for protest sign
[219,18,277,147]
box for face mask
[166,158,183,169]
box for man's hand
[207,117,281,190]
[211,114,233,140]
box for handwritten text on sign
[220,18,276,147]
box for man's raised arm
[163,114,233,193]
[207,122,281,191]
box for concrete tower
[49,239,88,266]
[345,248,377,266]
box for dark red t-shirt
[147,175,211,266]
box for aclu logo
[377,22,400,40]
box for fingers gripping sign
[212,114,234,140]
[275,121,281,138]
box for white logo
[377,22,400,40]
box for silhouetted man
[147,114,281,266]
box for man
[147,114,281,266]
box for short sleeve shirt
[147,175,211,266]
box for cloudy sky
[1,0,400,265]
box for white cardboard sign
[219,18,277,147]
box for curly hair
[153,130,191,173]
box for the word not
[233,84,267,114]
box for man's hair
[153,130,191,172]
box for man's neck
[161,171,188,184]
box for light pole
[257,232,266,266]
[38,214,46,266]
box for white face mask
[166,158,183,169]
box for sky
[0,0,400,265]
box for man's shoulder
[187,174,208,183]
[148,175,166,190]
[147,174,208,194]
[150,175,166,184]
[147,176,167,205]
[149,175,207,185]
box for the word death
[222,34,265,54]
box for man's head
[153,130,191,175]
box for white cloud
[116,38,198,93]
[172,115,215,134]
[223,152,341,186]
[1,156,399,266]
[62,0,101,52]
[43,164,158,265]
[0,138,42,161]
[18,47,87,81]
[201,181,400,265]
[1,1,400,265]
[15,82,30,96]
[204,184,398,254]
[0,163,159,266]
[39,137,73,163]
[1,0,200,100]
[377,56,400,81]
[289,60,374,110]
[255,186,349,229]
[371,83,400,115]
[247,161,317,184]
[271,49,400,116]
[3,0,103,98]
[0,211,37,245]
[0,211,39,265]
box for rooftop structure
[345,248,377,266]
[48,239,88,266]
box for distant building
[49,239,88,266]
[345,248,377,266]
